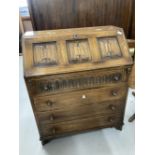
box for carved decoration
[33,42,58,66]
[35,73,122,93]
[66,39,91,63]
[98,37,122,60]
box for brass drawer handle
[43,85,49,91]
[108,117,114,122]
[110,105,116,111]
[112,91,117,96]
[46,100,54,106]
[73,34,78,39]
[113,75,120,81]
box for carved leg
[41,139,50,145]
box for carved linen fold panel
[98,37,122,60]
[66,39,91,63]
[33,42,58,66]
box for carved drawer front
[41,114,121,137]
[37,99,124,124]
[34,84,127,112]
[27,68,126,96]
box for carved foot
[41,139,50,145]
[115,124,123,131]
[128,114,135,122]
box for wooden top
[23,26,133,77]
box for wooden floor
[19,56,135,155]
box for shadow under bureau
[22,26,133,145]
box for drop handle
[113,75,119,81]
[108,117,114,122]
[112,91,118,96]
[43,85,49,91]
[110,105,116,111]
[73,34,78,39]
[46,100,54,106]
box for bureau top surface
[23,26,133,77]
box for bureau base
[40,124,123,145]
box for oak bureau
[22,26,133,145]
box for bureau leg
[41,139,50,145]
[115,124,123,131]
[128,114,135,122]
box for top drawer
[26,68,128,97]
[33,83,127,112]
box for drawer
[41,114,121,137]
[26,68,127,96]
[34,84,127,112]
[37,99,124,124]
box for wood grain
[33,84,127,112]
[23,26,133,77]
[41,114,122,137]
[37,99,125,124]
[27,0,135,39]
